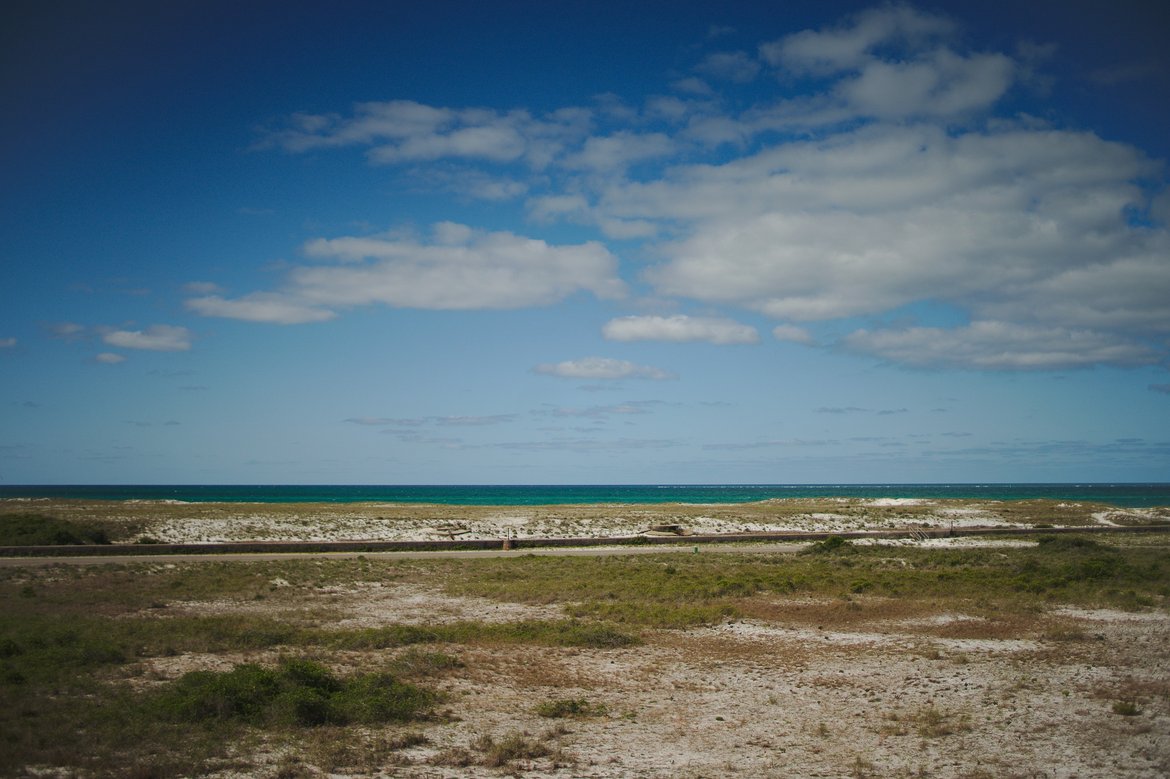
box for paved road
[0,542,807,567]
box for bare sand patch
[137,578,1170,778]
[14,497,1168,545]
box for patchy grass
[1112,700,1142,716]
[535,696,607,718]
[1,530,1167,776]
[442,536,1170,626]
[321,619,639,650]
[878,706,972,738]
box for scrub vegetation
[0,512,116,545]
[1,532,1167,776]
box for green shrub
[153,658,434,727]
[0,513,111,545]
[389,648,464,677]
[1036,534,1101,551]
[1112,700,1141,716]
[535,697,606,718]
[803,535,852,554]
[476,732,551,768]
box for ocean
[2,483,1169,508]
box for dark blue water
[2,484,1168,507]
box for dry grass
[2,528,1168,777]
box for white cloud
[836,49,1014,119]
[0,337,15,349]
[603,315,759,344]
[246,5,1170,371]
[527,194,591,222]
[190,223,625,319]
[101,325,192,352]
[95,352,126,364]
[294,224,625,309]
[186,293,336,325]
[760,5,954,75]
[534,357,676,380]
[622,122,1167,369]
[443,171,528,201]
[844,321,1160,370]
[261,100,591,170]
[1151,190,1170,226]
[369,121,527,164]
[772,324,814,344]
[757,6,1012,121]
[562,131,677,173]
[262,100,453,152]
[183,281,223,295]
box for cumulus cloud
[247,4,1170,371]
[0,337,15,349]
[603,315,759,344]
[296,224,624,309]
[95,352,126,364]
[562,131,677,173]
[533,357,676,380]
[625,120,1167,368]
[189,223,625,320]
[186,293,336,325]
[760,4,954,76]
[101,325,192,352]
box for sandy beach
[6,497,1167,545]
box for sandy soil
[7,497,1169,544]
[12,499,1168,775]
[126,577,1170,778]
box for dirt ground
[10,498,1169,776]
[136,576,1170,778]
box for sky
[2,0,1169,485]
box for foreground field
[1,530,1167,777]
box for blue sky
[2,0,1169,485]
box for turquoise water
[2,484,1169,507]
